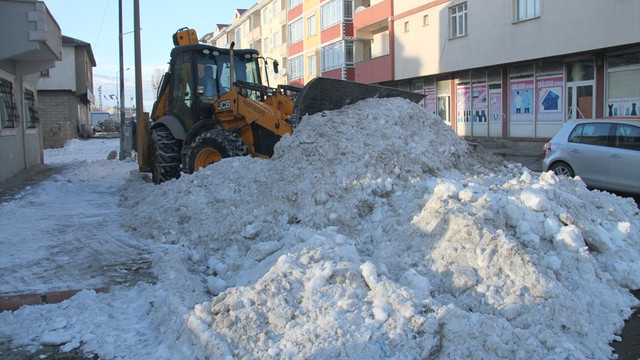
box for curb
[0,287,109,312]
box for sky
[43,0,258,112]
[0,98,639,358]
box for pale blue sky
[44,0,258,111]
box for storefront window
[436,77,450,125]
[606,52,640,117]
[566,59,594,82]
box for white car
[542,119,640,195]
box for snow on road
[1,98,639,359]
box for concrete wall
[38,47,75,91]
[0,0,61,182]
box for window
[614,124,640,151]
[450,3,467,38]
[288,18,303,45]
[321,41,353,72]
[289,55,304,80]
[516,0,539,21]
[288,0,301,10]
[321,0,353,30]
[308,53,317,76]
[307,15,316,37]
[345,41,354,65]
[404,21,409,32]
[23,89,39,128]
[568,123,611,147]
[262,7,270,24]
[171,53,195,120]
[40,69,50,77]
[263,36,270,53]
[272,1,278,18]
[273,31,279,49]
[0,78,20,129]
[235,29,242,48]
[423,15,429,26]
[344,1,353,21]
[607,52,640,117]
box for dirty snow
[0,98,639,359]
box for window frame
[288,18,303,45]
[308,53,317,76]
[321,40,354,72]
[263,36,270,53]
[0,78,20,129]
[288,55,304,80]
[24,88,39,129]
[320,0,352,31]
[515,0,540,22]
[307,14,316,37]
[450,2,468,39]
[288,0,302,11]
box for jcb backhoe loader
[142,28,424,184]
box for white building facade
[389,0,640,140]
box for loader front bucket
[289,77,425,128]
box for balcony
[355,54,392,84]
[354,0,391,33]
[0,1,62,71]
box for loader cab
[166,44,263,130]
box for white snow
[1,98,639,359]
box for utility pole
[134,0,148,171]
[118,0,126,160]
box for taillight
[542,142,551,159]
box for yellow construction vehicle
[142,28,423,183]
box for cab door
[169,52,197,129]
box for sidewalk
[467,137,546,172]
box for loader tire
[150,126,181,184]
[186,129,248,174]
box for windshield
[197,51,261,98]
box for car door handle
[570,149,580,153]
[610,154,621,159]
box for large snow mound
[119,98,639,359]
[2,98,638,359]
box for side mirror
[273,60,279,74]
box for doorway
[567,82,594,120]
[566,59,595,121]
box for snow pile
[1,98,638,359]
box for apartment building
[204,0,640,141]
[204,2,289,87]
[386,0,640,140]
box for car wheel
[550,161,575,177]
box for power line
[95,0,110,48]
